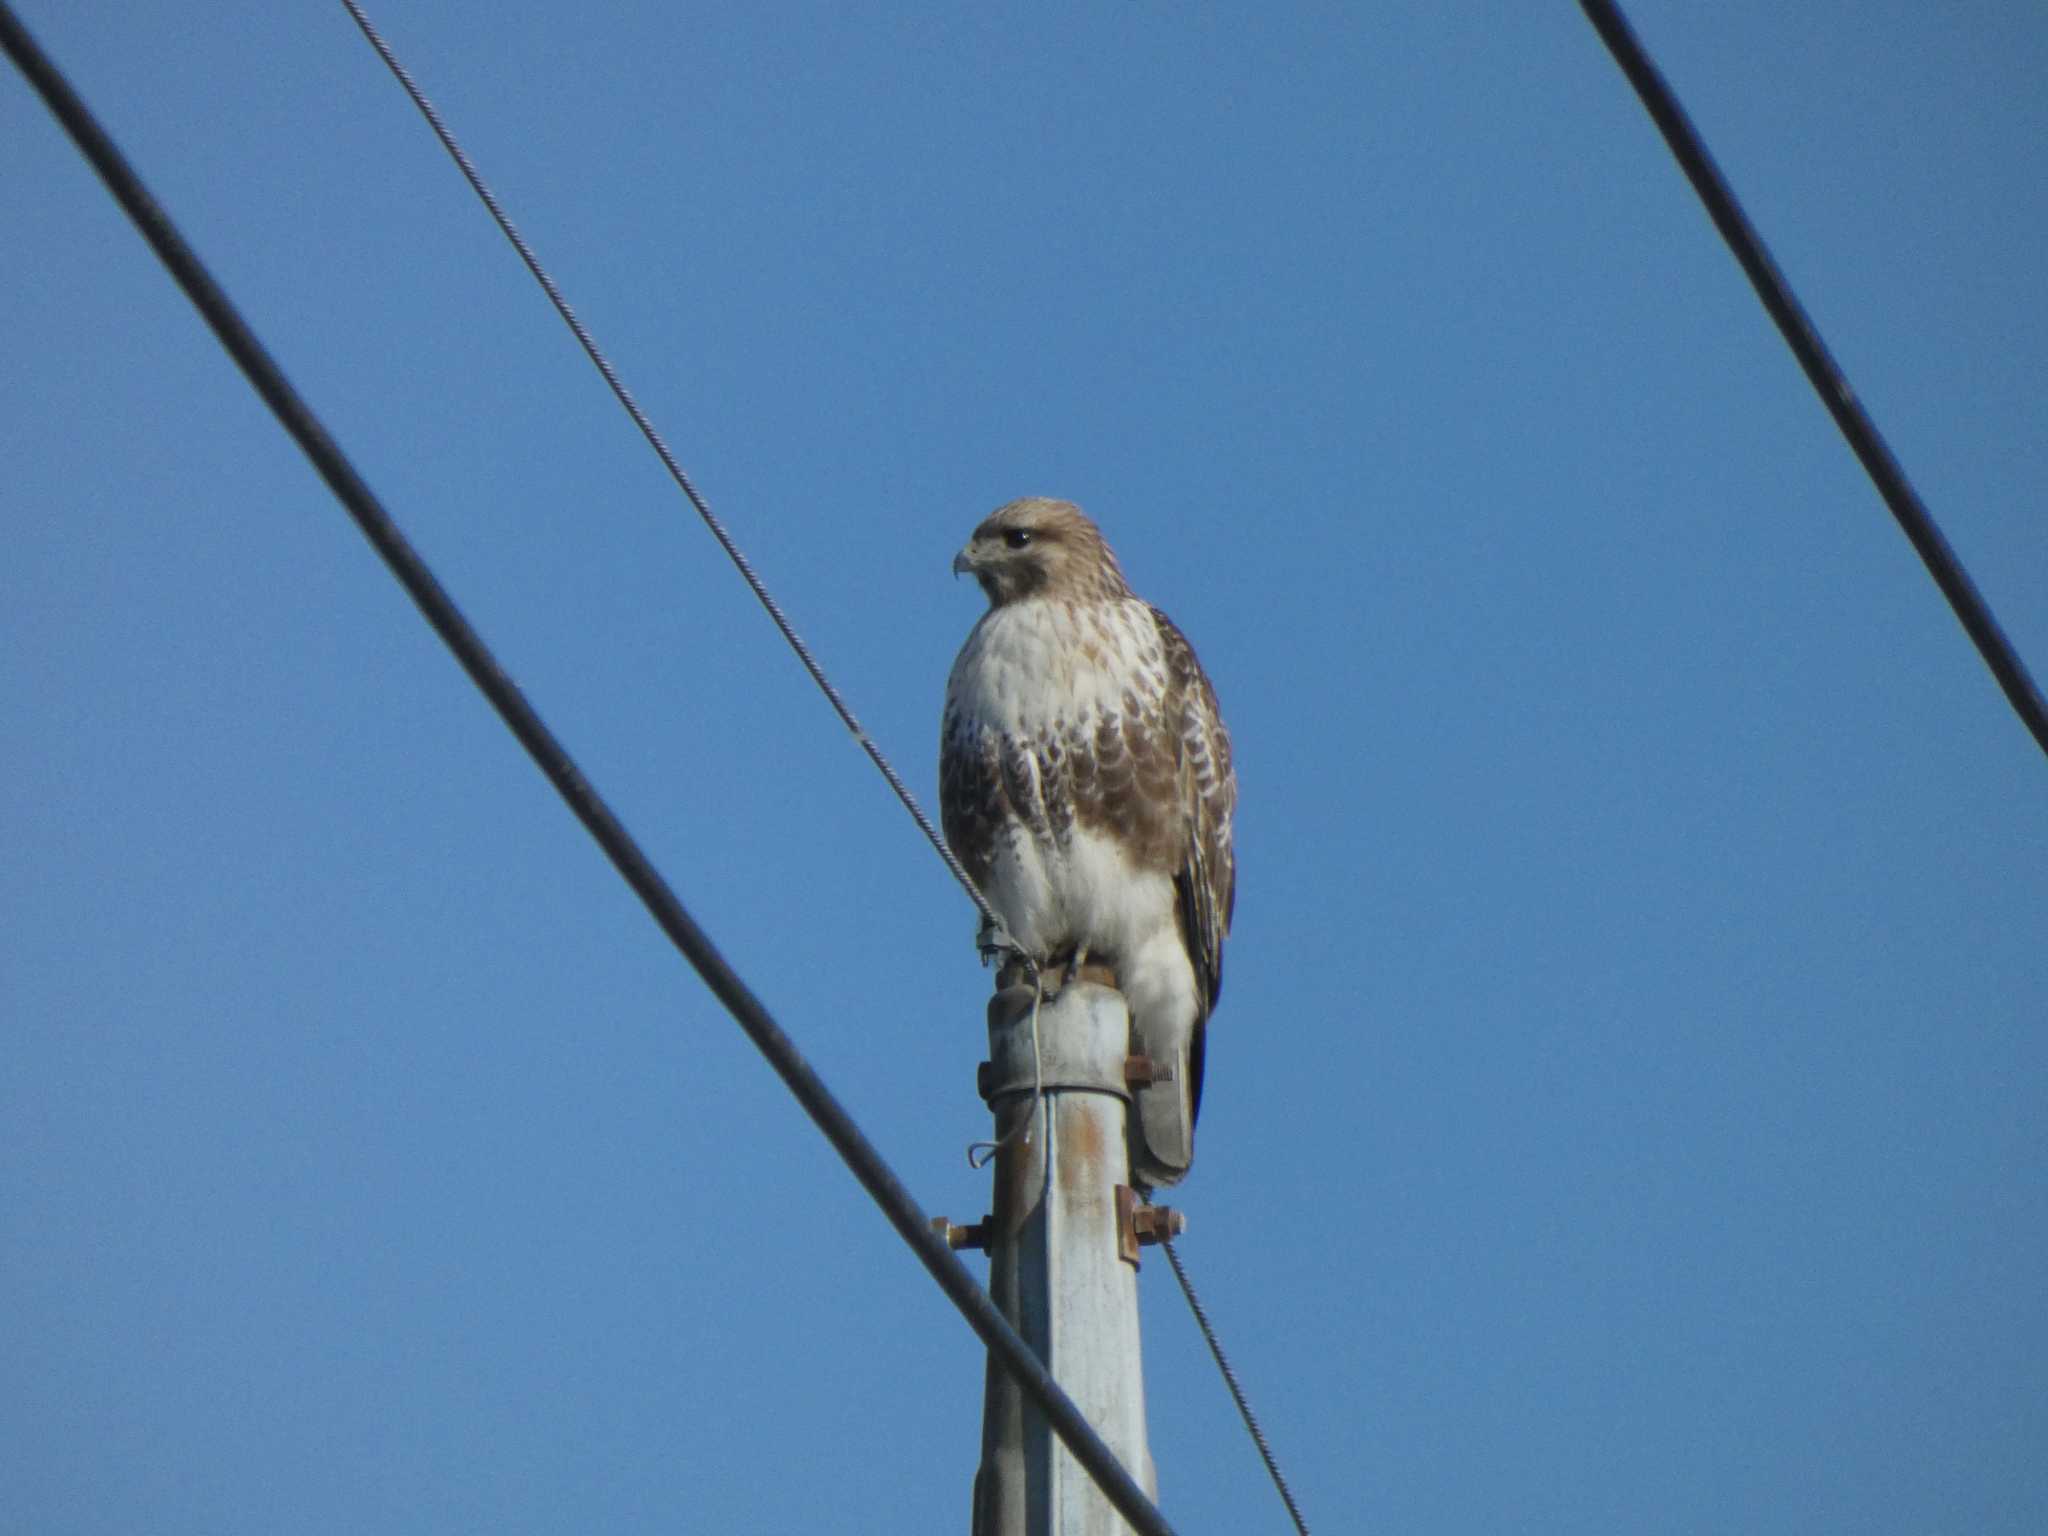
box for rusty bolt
[1123,1054,1175,1089]
[931,1215,990,1252]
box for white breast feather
[945,599,1140,724]
[944,597,1199,1043]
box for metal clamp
[979,982,1136,1103]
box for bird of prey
[941,497,1235,1186]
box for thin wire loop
[1580,0,2048,763]
[0,10,1162,1532]
[336,0,1040,943]
[966,972,1048,1169]
[1157,1230,1312,1536]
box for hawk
[941,498,1236,1186]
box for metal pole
[971,982,1158,1536]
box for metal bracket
[1114,1185,1185,1267]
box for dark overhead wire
[336,0,1025,952]
[1579,0,2048,763]
[0,9,1168,1533]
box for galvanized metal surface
[973,983,1158,1536]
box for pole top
[981,981,1134,1103]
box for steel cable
[337,0,1027,944]
[1155,1221,1312,1536]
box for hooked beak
[951,547,976,578]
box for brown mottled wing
[1152,607,1236,1117]
[939,705,1005,899]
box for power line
[1159,1231,1312,1536]
[1580,0,2048,764]
[0,8,1168,1533]
[336,0,1026,957]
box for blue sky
[5,4,2044,1532]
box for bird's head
[952,497,1131,607]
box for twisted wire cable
[1158,1233,1312,1536]
[339,0,1031,941]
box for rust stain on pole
[972,982,1159,1535]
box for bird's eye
[1003,528,1033,550]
